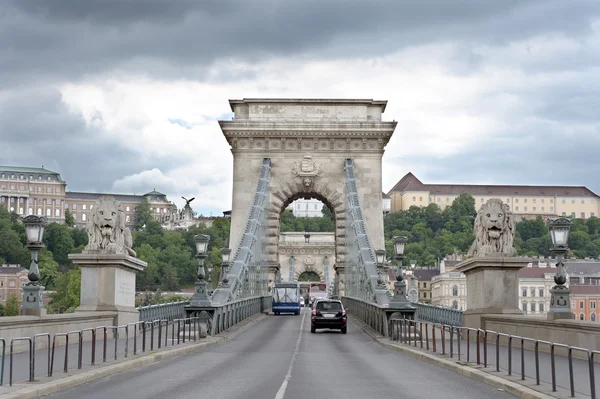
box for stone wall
[0,312,117,353]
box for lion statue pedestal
[68,196,147,328]
[456,198,531,329]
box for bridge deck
[40,310,513,399]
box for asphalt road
[46,309,516,399]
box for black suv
[310,299,347,334]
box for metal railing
[414,302,463,326]
[137,301,190,322]
[389,319,599,398]
[4,316,212,387]
[344,159,389,306]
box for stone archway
[219,98,397,296]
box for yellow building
[388,173,600,220]
[0,166,67,223]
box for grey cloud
[2,1,599,87]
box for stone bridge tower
[219,99,397,294]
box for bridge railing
[137,301,190,322]
[389,319,598,399]
[414,302,463,327]
[205,295,271,336]
[341,297,389,336]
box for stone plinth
[456,256,530,329]
[69,253,147,327]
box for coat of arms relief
[292,154,323,188]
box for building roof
[413,269,441,281]
[0,265,26,274]
[518,267,557,278]
[66,191,143,203]
[144,190,166,197]
[565,261,600,276]
[0,165,64,182]
[382,192,390,199]
[387,173,599,198]
[570,285,600,295]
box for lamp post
[390,236,410,307]
[547,218,575,320]
[323,255,329,286]
[375,249,386,288]
[191,234,211,306]
[21,215,48,315]
[220,247,231,285]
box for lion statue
[83,196,136,257]
[467,198,517,258]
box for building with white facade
[431,271,467,310]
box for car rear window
[316,301,342,311]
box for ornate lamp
[390,236,410,308]
[547,218,574,320]
[20,215,48,315]
[191,234,211,306]
[304,232,310,244]
[220,247,231,285]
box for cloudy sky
[2,0,599,216]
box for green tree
[38,248,61,289]
[64,209,75,227]
[43,223,75,264]
[4,293,20,316]
[134,198,153,230]
[48,267,81,313]
[516,216,548,242]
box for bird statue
[182,196,195,207]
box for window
[524,206,527,212]
[539,288,544,297]
[126,215,130,223]
[38,176,42,180]
[90,205,93,210]
[550,207,554,212]
[452,285,458,296]
[82,214,87,221]
[47,176,51,181]
[582,199,585,204]
[522,288,527,297]
[29,175,32,180]
[73,204,77,210]
[82,204,87,210]
[533,199,536,203]
[480,198,484,203]
[19,185,24,191]
[530,288,535,297]
[46,208,51,217]
[562,212,567,216]
[593,313,597,322]
[581,212,585,218]
[156,208,160,213]
[592,301,597,309]
[506,198,510,203]
[533,207,536,211]
[46,187,52,193]
[446,197,449,203]
[524,199,528,203]
[515,199,519,203]
[28,207,32,215]
[572,300,576,309]
[516,206,519,211]
[56,187,60,194]
[592,213,596,217]
[126,206,130,212]
[418,196,423,202]
[522,302,527,311]
[541,207,545,212]
[46,199,51,205]
[541,199,545,203]
[580,314,585,321]
[530,303,535,312]
[412,197,416,201]
[55,209,60,217]
[423,292,427,298]
[423,282,427,288]
[572,199,575,204]
[539,303,544,312]
[580,301,585,309]
[19,207,23,214]
[437,198,440,203]
[452,300,458,309]
[572,212,576,217]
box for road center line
[274,310,306,399]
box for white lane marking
[274,310,306,399]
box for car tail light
[342,310,346,316]
[312,308,316,316]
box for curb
[3,313,268,399]
[350,317,556,399]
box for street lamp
[547,218,574,320]
[375,249,386,288]
[289,256,295,282]
[191,234,211,306]
[304,232,310,244]
[391,236,410,307]
[220,247,231,285]
[21,215,48,315]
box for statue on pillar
[83,196,136,257]
[467,198,518,258]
